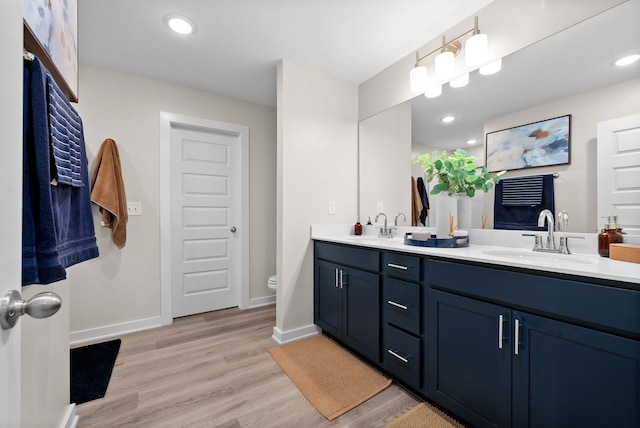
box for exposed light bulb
[424,85,442,98]
[449,73,469,88]
[465,33,488,67]
[441,115,455,124]
[435,51,455,80]
[466,139,478,145]
[479,58,502,75]
[615,54,640,66]
[410,66,428,92]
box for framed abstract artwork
[485,115,571,172]
[23,0,78,101]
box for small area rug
[70,339,121,405]
[268,334,392,420]
[385,402,466,428]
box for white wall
[275,60,358,340]
[359,102,412,223]
[484,77,640,233]
[359,0,624,121]
[71,65,276,336]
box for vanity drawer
[315,241,379,272]
[383,277,420,335]
[383,324,421,390]
[383,252,420,282]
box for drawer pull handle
[514,319,521,355]
[387,300,408,310]
[498,314,504,350]
[387,263,408,271]
[387,349,409,363]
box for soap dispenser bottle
[354,217,362,236]
[598,215,623,257]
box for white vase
[453,193,486,230]
[435,194,458,238]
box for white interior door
[1,0,23,425]
[171,125,241,317]
[597,114,640,236]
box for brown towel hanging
[90,138,128,248]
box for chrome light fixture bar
[410,16,499,96]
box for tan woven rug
[268,334,392,420]
[386,402,466,428]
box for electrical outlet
[127,202,142,216]
[328,200,336,215]
[377,202,384,213]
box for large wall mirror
[359,0,640,233]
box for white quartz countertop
[311,225,640,286]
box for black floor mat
[70,339,121,404]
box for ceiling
[411,0,640,151]
[78,0,493,108]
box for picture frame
[23,0,79,102]
[485,115,571,172]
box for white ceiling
[78,0,493,107]
[411,0,640,151]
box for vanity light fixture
[441,115,456,124]
[164,14,196,35]
[614,54,640,66]
[449,73,469,88]
[424,85,442,98]
[479,58,502,75]
[410,16,492,91]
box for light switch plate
[377,202,384,213]
[127,202,142,216]
[328,200,336,215]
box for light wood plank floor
[75,305,420,427]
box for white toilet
[267,275,277,291]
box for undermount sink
[482,250,594,265]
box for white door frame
[160,112,250,325]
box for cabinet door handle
[514,319,520,355]
[498,314,504,350]
[339,270,346,289]
[335,268,339,288]
[387,263,408,271]
[387,349,409,364]
[387,300,408,310]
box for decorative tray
[404,233,469,248]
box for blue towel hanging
[494,174,555,230]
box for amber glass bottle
[598,216,623,257]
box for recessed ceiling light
[441,116,455,124]
[466,139,477,145]
[614,54,640,66]
[164,14,196,35]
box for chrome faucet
[375,212,390,238]
[524,209,583,254]
[537,209,556,250]
[394,212,406,226]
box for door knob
[0,290,62,330]
[230,226,237,233]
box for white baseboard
[247,294,276,308]
[271,324,321,344]
[60,404,78,428]
[70,316,163,346]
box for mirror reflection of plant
[415,149,505,197]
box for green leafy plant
[415,149,505,197]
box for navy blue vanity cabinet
[511,311,640,428]
[426,288,511,428]
[382,252,423,391]
[314,241,381,363]
[425,259,640,428]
